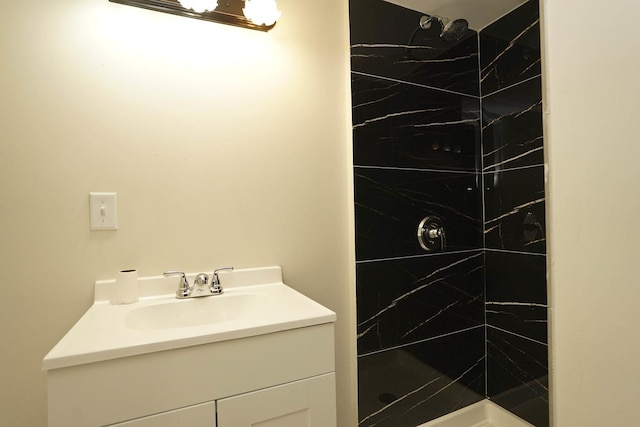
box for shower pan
[418,400,534,427]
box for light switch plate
[89,192,118,231]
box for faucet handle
[211,267,234,294]
[163,271,190,298]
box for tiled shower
[351,0,548,426]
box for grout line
[485,248,546,257]
[353,165,476,174]
[482,163,545,174]
[355,249,483,264]
[351,71,480,99]
[477,30,489,399]
[482,73,542,98]
[356,248,547,268]
[352,161,543,176]
[487,324,548,347]
[357,325,485,358]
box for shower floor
[417,400,534,427]
[358,343,485,426]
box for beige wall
[0,0,357,426]
[542,0,640,425]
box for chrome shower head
[441,18,469,42]
[418,14,469,42]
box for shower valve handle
[418,216,446,252]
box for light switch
[89,192,118,231]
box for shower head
[441,18,469,42]
[418,15,469,42]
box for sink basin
[42,266,336,371]
[125,292,271,330]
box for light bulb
[243,0,281,26]
[178,0,218,13]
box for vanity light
[108,0,278,32]
[243,0,281,26]
[178,0,218,13]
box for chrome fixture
[164,267,234,299]
[212,267,234,293]
[108,0,280,32]
[418,14,469,42]
[417,215,446,252]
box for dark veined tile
[483,166,545,253]
[352,74,480,171]
[482,77,543,172]
[349,0,479,95]
[355,167,482,260]
[480,0,541,95]
[485,251,547,343]
[357,251,484,354]
[487,327,549,427]
[358,328,485,427]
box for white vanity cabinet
[217,373,336,427]
[110,373,336,427]
[110,402,216,426]
[46,323,336,427]
[43,267,337,427]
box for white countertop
[43,266,336,370]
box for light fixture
[178,0,218,13]
[243,0,281,26]
[108,0,279,32]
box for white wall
[542,0,640,425]
[0,0,357,425]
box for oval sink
[125,293,269,330]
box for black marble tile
[352,74,480,172]
[482,77,543,172]
[358,328,485,426]
[355,167,482,260]
[480,0,541,96]
[349,0,479,95]
[485,251,547,343]
[357,251,484,355]
[487,327,549,427]
[484,166,545,253]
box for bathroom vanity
[43,266,337,427]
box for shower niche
[350,0,547,426]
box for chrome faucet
[163,267,234,299]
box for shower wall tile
[357,251,484,355]
[480,0,541,96]
[482,77,543,172]
[350,0,549,424]
[349,0,479,95]
[487,327,549,427]
[352,74,480,171]
[358,328,485,427]
[483,166,545,253]
[485,251,547,343]
[355,167,482,261]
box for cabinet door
[111,401,216,427]
[217,373,336,427]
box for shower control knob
[427,228,442,239]
[417,216,446,252]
